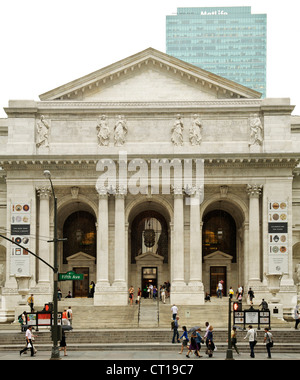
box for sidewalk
[0,349,299,360]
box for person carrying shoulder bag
[264,328,273,359]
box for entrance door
[210,266,226,296]
[72,267,89,297]
[141,267,157,298]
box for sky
[0,0,299,118]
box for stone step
[4,301,294,330]
[1,329,300,352]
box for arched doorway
[202,206,238,297]
[128,204,171,295]
[62,210,96,297]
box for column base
[171,282,205,305]
[94,282,128,306]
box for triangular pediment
[135,251,164,263]
[39,48,261,102]
[67,251,95,262]
[204,250,233,261]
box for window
[202,210,236,261]
[131,211,169,263]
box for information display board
[26,312,62,328]
[233,309,271,330]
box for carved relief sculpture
[189,114,202,146]
[96,115,110,146]
[249,114,263,146]
[114,115,128,146]
[36,115,50,148]
[171,114,184,146]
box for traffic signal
[233,302,242,312]
[44,303,53,312]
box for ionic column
[37,186,51,284]
[247,184,263,284]
[172,187,185,284]
[113,188,126,287]
[96,192,109,286]
[189,189,202,284]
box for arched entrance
[201,196,246,297]
[128,201,171,295]
[58,202,97,298]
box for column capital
[97,192,109,200]
[246,184,263,198]
[171,185,183,198]
[115,185,127,199]
[36,186,52,199]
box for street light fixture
[43,169,60,360]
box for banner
[268,200,288,274]
[10,202,31,276]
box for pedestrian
[67,306,73,326]
[204,321,210,346]
[27,294,34,312]
[137,288,142,304]
[20,326,35,357]
[264,328,273,359]
[172,316,180,343]
[195,328,203,357]
[89,281,95,298]
[259,299,269,311]
[149,283,153,298]
[244,325,257,358]
[65,291,72,298]
[62,309,69,325]
[186,331,201,358]
[217,281,223,298]
[237,285,243,299]
[57,288,62,301]
[161,287,166,304]
[18,311,27,332]
[128,286,134,306]
[205,325,215,357]
[153,286,157,300]
[178,326,189,354]
[171,304,178,320]
[59,330,68,356]
[228,287,234,299]
[294,305,300,329]
[205,292,211,302]
[248,288,255,305]
[231,326,240,355]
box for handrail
[157,295,160,325]
[138,298,141,326]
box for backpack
[171,321,175,330]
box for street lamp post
[44,170,60,360]
[225,296,234,360]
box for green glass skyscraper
[166,7,267,97]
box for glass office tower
[166,7,267,97]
